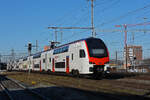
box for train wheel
[47,69,51,74]
[72,70,80,77]
[75,70,80,78]
[71,70,74,76]
[72,70,76,77]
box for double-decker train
[10,37,109,77]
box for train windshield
[86,38,108,58]
[91,49,104,55]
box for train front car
[85,37,109,77]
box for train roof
[52,37,102,49]
[33,53,41,59]
[35,37,102,53]
[19,37,103,59]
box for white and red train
[10,37,109,76]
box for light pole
[115,24,128,71]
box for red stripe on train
[52,58,55,72]
[66,56,69,74]
[40,60,42,72]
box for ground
[1,71,150,100]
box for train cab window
[43,59,45,63]
[80,49,86,58]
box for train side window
[34,64,39,68]
[72,53,73,60]
[49,58,51,63]
[43,59,45,63]
[80,49,86,58]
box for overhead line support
[91,0,95,37]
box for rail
[0,75,50,100]
[0,79,14,100]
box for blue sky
[0,0,150,59]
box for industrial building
[123,45,142,69]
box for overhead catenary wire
[48,0,96,44]
[48,0,122,43]
[134,10,150,23]
[96,3,150,27]
[94,0,113,7]
[47,1,93,44]
[71,0,119,28]
[51,1,90,27]
[95,0,120,12]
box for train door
[45,53,47,71]
[32,59,34,71]
[66,56,69,74]
[48,57,51,71]
[40,60,42,72]
[52,58,55,72]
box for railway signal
[25,42,35,76]
[25,40,39,55]
[28,43,32,53]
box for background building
[123,45,142,69]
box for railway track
[0,74,123,100]
[0,75,50,100]
[0,73,123,100]
[0,82,13,100]
[2,71,150,100]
